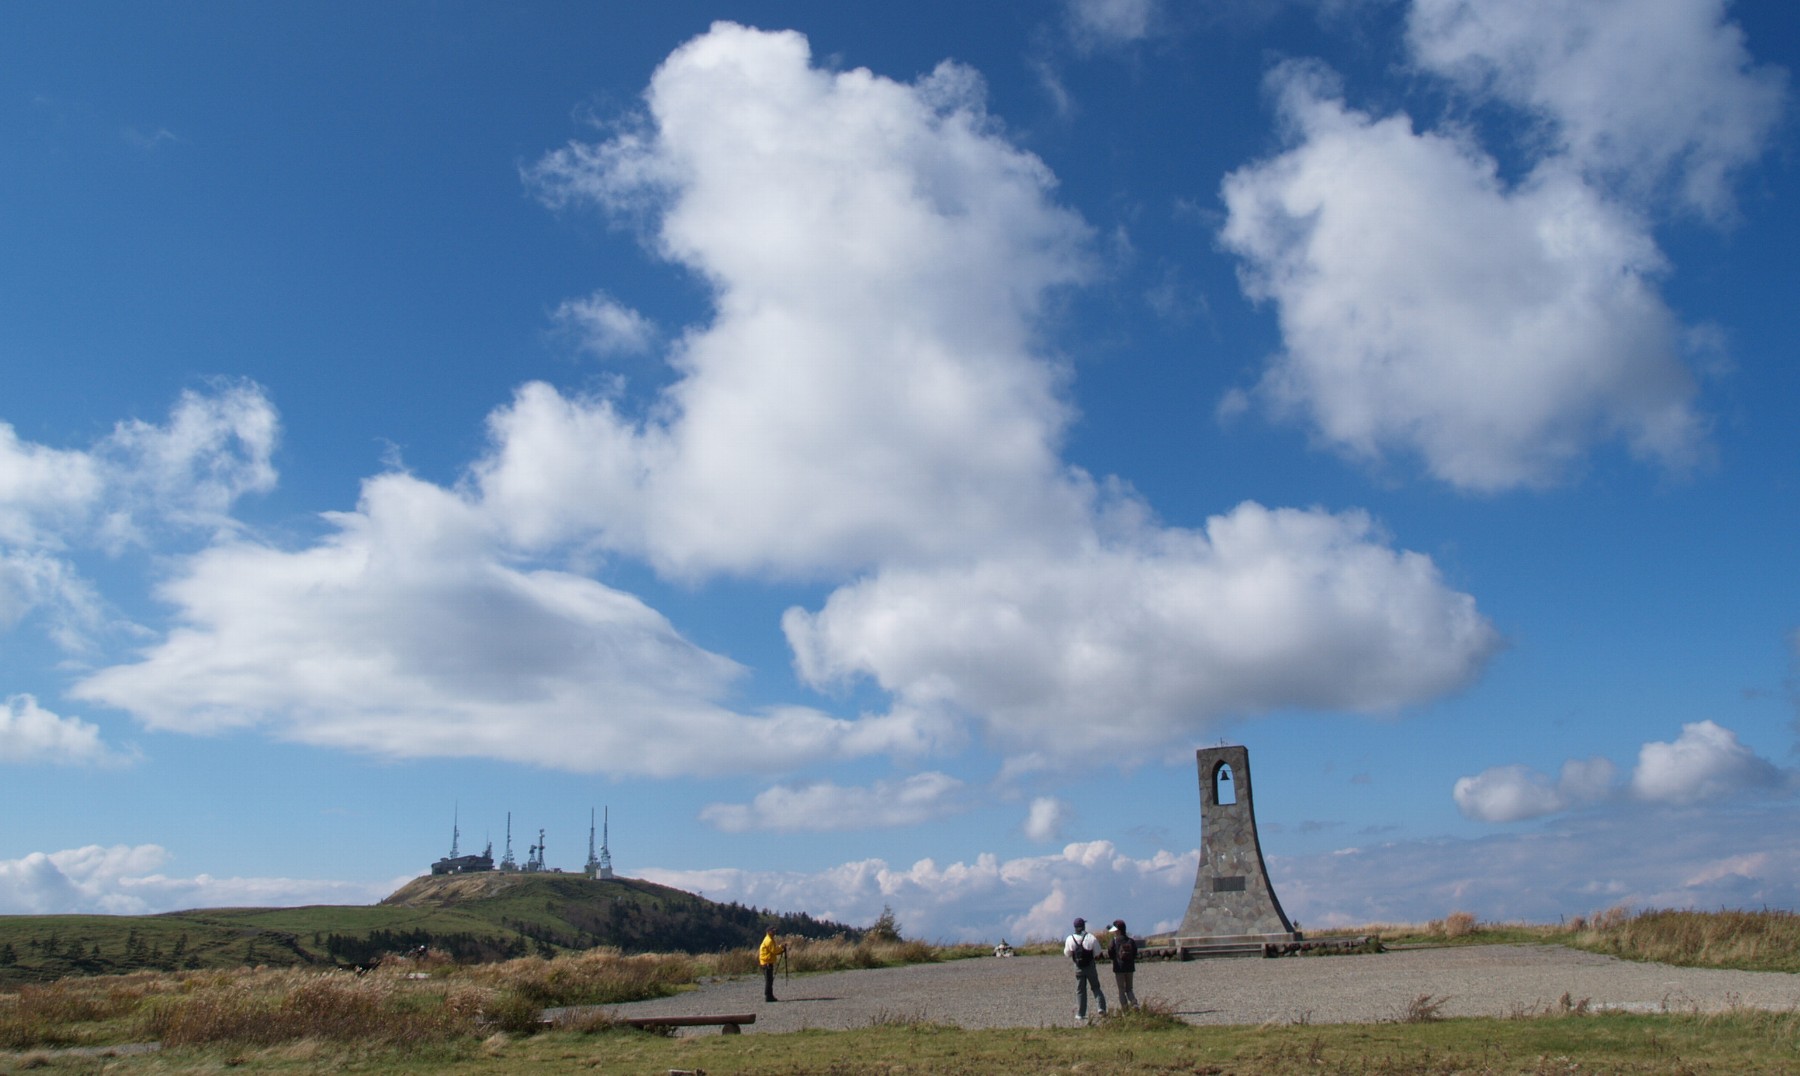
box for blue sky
[3,0,1797,941]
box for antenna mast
[500,812,518,871]
[599,806,614,879]
[585,808,600,879]
[449,802,460,858]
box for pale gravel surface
[581,946,1800,1035]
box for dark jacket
[1107,932,1137,972]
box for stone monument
[1175,744,1300,948]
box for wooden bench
[619,1013,756,1035]
[542,1011,757,1034]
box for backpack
[1113,934,1137,967]
[1067,933,1094,967]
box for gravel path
[579,946,1800,1035]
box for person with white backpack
[1063,916,1108,1022]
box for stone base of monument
[1143,932,1380,960]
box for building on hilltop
[430,807,495,874]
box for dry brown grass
[459,947,695,1007]
[0,933,971,1050]
[1321,906,1800,975]
[1570,907,1800,972]
[138,967,486,1046]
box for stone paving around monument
[575,946,1800,1034]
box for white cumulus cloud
[0,694,127,766]
[1024,796,1072,842]
[1407,0,1786,220]
[1456,720,1791,823]
[1221,64,1703,491]
[0,384,278,652]
[518,22,1095,579]
[786,502,1501,759]
[72,472,921,776]
[0,423,101,547]
[1630,719,1786,806]
[1453,756,1616,822]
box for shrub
[1434,912,1478,939]
[464,949,694,1008]
[484,990,544,1036]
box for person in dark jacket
[1107,918,1139,1010]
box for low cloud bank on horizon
[10,796,1798,940]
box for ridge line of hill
[0,873,863,986]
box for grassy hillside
[0,872,858,987]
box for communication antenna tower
[599,807,614,880]
[500,812,518,871]
[585,809,600,878]
[449,802,461,858]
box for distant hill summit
[0,873,861,987]
[381,871,857,958]
[383,871,708,911]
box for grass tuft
[1395,993,1450,1023]
[1094,996,1187,1032]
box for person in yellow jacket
[758,925,786,1002]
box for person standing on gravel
[759,925,787,1002]
[1107,919,1139,1010]
[1064,917,1108,1022]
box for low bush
[462,948,694,1008]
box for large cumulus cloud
[1221,64,1703,491]
[515,23,1096,579]
[73,471,921,776]
[785,502,1500,757]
